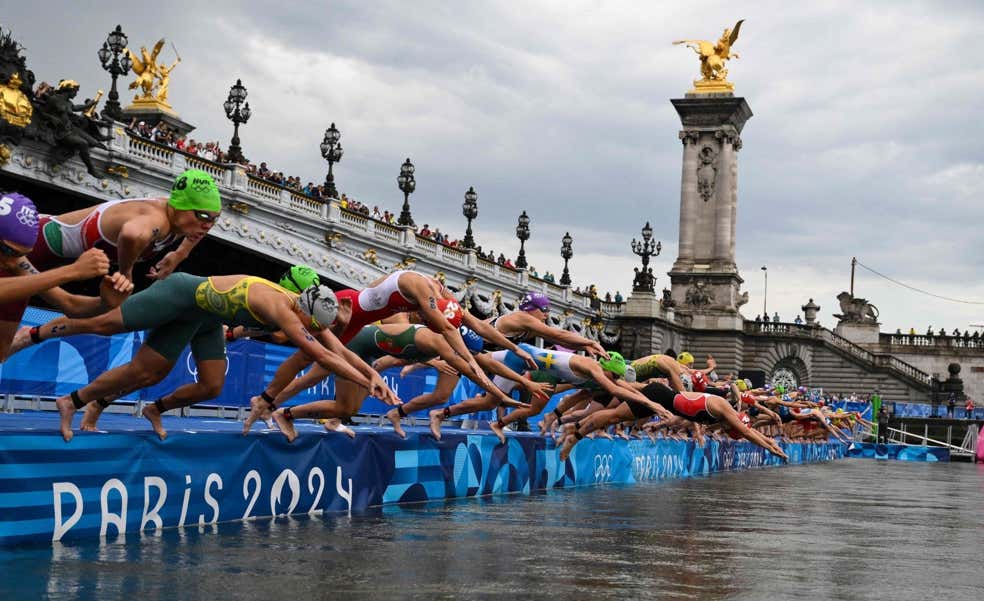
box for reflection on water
[3,462,983,600]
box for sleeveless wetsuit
[492,343,591,394]
[28,198,179,268]
[346,324,435,365]
[336,270,419,343]
[120,273,292,361]
[625,382,717,424]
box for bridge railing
[881,333,984,350]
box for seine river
[3,460,982,600]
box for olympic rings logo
[593,454,613,482]
[186,352,229,382]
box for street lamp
[397,158,416,227]
[462,186,478,249]
[319,122,343,200]
[223,79,251,164]
[761,265,768,317]
[98,24,132,121]
[630,221,662,292]
[560,232,573,286]
[515,211,531,269]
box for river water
[2,460,982,600]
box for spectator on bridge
[605,292,612,302]
[909,327,916,336]
[939,327,946,337]
[895,328,902,335]
[497,253,507,266]
[947,394,956,418]
[614,291,623,303]
[952,328,961,337]
[794,315,803,325]
[773,312,781,323]
[755,315,762,322]
[926,326,933,336]
[419,224,432,238]
[763,313,770,323]
[965,398,975,419]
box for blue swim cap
[459,326,484,353]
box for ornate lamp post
[560,232,573,286]
[630,221,662,292]
[761,265,768,317]
[462,186,478,249]
[515,211,531,269]
[319,122,343,200]
[223,79,251,164]
[397,158,416,227]
[97,25,132,121]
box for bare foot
[9,326,36,356]
[80,402,106,432]
[596,430,613,440]
[141,405,168,440]
[323,418,356,439]
[617,429,631,441]
[428,410,444,440]
[559,435,576,461]
[55,396,77,442]
[489,421,506,444]
[243,395,273,434]
[272,409,297,443]
[385,408,407,439]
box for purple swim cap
[0,192,40,248]
[519,292,550,312]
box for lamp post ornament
[97,25,131,121]
[397,158,416,227]
[515,210,530,269]
[631,220,661,292]
[560,231,573,287]
[223,79,251,164]
[320,122,343,200]
[462,186,478,249]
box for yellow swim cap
[736,379,748,392]
[677,351,694,366]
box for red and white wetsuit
[336,270,420,343]
[27,198,178,269]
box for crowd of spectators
[120,115,628,297]
[897,326,981,340]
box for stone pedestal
[667,94,752,329]
[624,290,662,318]
[834,321,881,344]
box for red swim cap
[691,370,707,392]
[436,298,463,328]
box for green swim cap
[169,169,221,212]
[598,351,627,378]
[279,264,321,293]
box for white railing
[440,245,468,266]
[288,192,323,217]
[372,221,402,243]
[127,136,173,168]
[415,236,440,256]
[185,155,225,179]
[246,176,282,203]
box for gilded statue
[126,39,180,107]
[674,19,744,94]
[0,71,32,128]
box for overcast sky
[4,1,983,333]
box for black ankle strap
[397,405,407,418]
[96,398,111,408]
[154,398,167,414]
[70,390,86,409]
[554,408,564,419]
[260,390,276,409]
[30,326,42,344]
[283,407,294,421]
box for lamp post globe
[224,79,251,164]
[515,210,531,269]
[98,24,131,121]
[320,122,343,200]
[462,186,478,249]
[397,158,416,227]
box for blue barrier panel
[0,411,844,547]
[845,442,949,462]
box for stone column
[674,131,700,270]
[667,94,752,330]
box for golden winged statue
[127,39,165,101]
[673,19,743,94]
